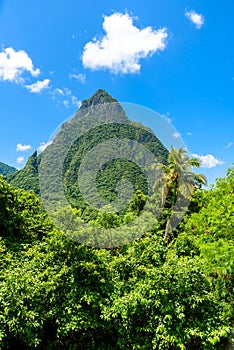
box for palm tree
[153,147,206,242]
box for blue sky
[0,0,233,184]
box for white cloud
[16,143,31,152]
[185,10,205,29]
[224,142,233,149]
[37,141,52,152]
[16,156,24,164]
[69,73,86,83]
[82,12,168,74]
[50,88,64,100]
[187,132,192,136]
[173,132,181,138]
[0,47,40,83]
[25,78,50,93]
[51,87,81,108]
[192,154,224,168]
[54,88,64,95]
[71,95,82,107]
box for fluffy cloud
[192,154,224,168]
[16,143,31,152]
[16,156,24,164]
[37,141,52,152]
[82,12,168,74]
[25,79,50,93]
[0,47,40,83]
[69,73,86,84]
[185,10,205,29]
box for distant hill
[6,151,40,193]
[6,89,168,211]
[0,161,17,176]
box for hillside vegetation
[0,90,233,349]
[0,161,16,176]
[0,165,233,349]
[6,90,168,214]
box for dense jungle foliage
[0,163,233,349]
[1,91,233,348]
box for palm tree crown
[153,147,207,242]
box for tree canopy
[0,157,233,349]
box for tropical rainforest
[0,90,233,349]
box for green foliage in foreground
[0,165,233,349]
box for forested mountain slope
[1,89,233,349]
[6,90,168,208]
[0,161,16,176]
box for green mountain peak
[6,90,168,205]
[79,89,118,111]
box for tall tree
[153,147,207,242]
